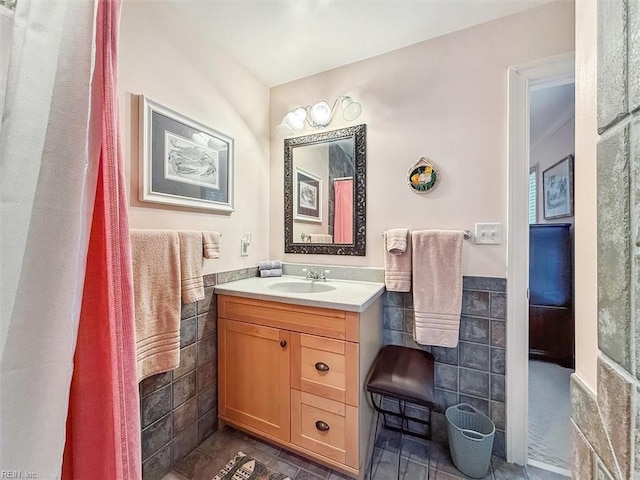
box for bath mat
[213,451,291,480]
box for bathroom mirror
[284,124,366,255]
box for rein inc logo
[1,472,38,478]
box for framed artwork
[543,154,574,220]
[294,167,321,223]
[139,95,234,213]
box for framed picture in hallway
[542,154,573,220]
[139,95,234,213]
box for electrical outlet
[474,223,502,245]
[240,232,251,257]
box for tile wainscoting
[140,267,258,480]
[381,276,507,458]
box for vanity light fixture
[276,95,362,134]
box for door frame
[506,52,574,465]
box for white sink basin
[268,281,337,294]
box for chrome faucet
[303,269,329,282]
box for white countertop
[214,275,386,312]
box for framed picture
[139,95,234,213]
[543,154,574,220]
[294,167,321,223]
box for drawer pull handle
[315,421,330,432]
[280,340,287,348]
[314,362,330,372]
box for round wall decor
[407,157,439,194]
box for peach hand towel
[412,230,463,347]
[179,230,205,303]
[131,230,181,381]
[202,231,221,259]
[384,230,412,292]
[386,228,409,254]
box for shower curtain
[0,0,141,478]
[62,0,141,478]
[333,179,353,244]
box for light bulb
[342,97,362,121]
[310,101,332,127]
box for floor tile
[161,472,189,480]
[295,470,326,480]
[428,443,492,480]
[491,456,526,479]
[525,465,570,479]
[268,457,300,478]
[173,450,213,479]
[369,448,429,480]
[277,450,332,478]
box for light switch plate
[474,223,502,245]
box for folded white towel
[309,234,333,243]
[202,231,221,259]
[260,268,283,278]
[384,231,411,292]
[386,228,409,254]
[259,260,282,271]
[412,230,463,348]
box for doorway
[526,82,575,475]
[505,52,575,470]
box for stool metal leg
[369,407,381,480]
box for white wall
[574,0,599,391]
[269,0,575,277]
[119,2,270,274]
[530,115,575,225]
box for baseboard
[527,458,571,477]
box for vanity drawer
[218,295,359,342]
[291,333,359,406]
[291,390,358,468]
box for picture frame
[294,167,322,223]
[542,154,573,220]
[139,95,234,213]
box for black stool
[365,345,436,479]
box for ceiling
[530,83,575,148]
[169,0,554,87]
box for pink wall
[269,0,575,277]
[119,2,271,274]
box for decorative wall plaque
[407,157,439,194]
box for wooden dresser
[217,294,382,479]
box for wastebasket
[445,403,495,478]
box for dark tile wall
[382,276,507,457]
[140,267,258,480]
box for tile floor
[162,425,569,480]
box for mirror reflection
[284,124,366,256]
[293,139,354,244]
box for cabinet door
[219,318,290,441]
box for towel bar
[382,230,472,240]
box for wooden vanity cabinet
[217,294,382,479]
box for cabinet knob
[315,420,330,432]
[280,340,287,348]
[314,362,330,372]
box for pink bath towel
[412,230,463,347]
[179,230,205,303]
[384,230,412,292]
